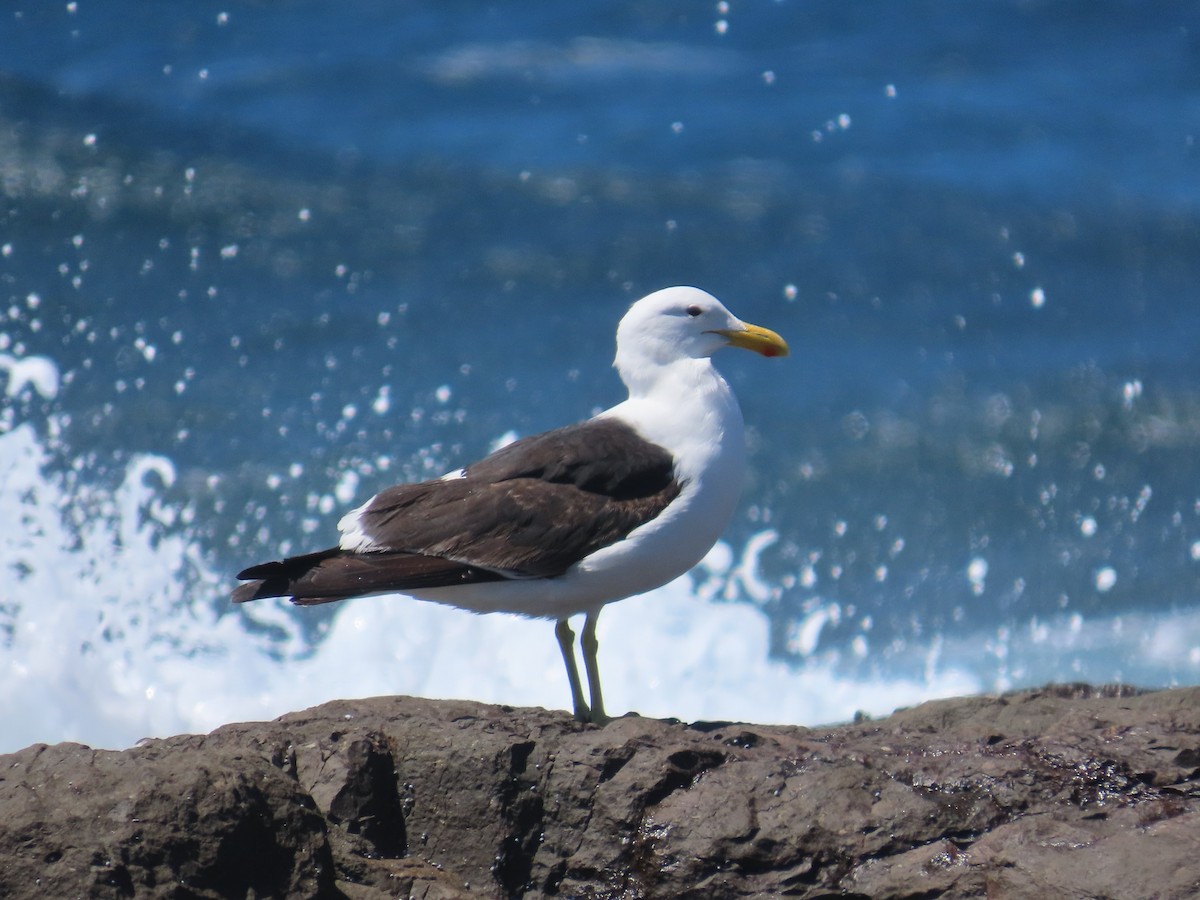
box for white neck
[578,353,748,595]
[604,356,745,488]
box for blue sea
[2,1,1198,752]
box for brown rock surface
[2,684,1198,898]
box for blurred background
[1,1,1198,751]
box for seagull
[232,286,788,723]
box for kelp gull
[232,286,788,723]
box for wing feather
[232,549,506,604]
[232,417,681,604]
[352,418,680,576]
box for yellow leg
[581,611,609,725]
[555,618,590,721]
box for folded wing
[232,419,681,605]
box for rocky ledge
[2,685,1199,899]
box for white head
[613,286,788,390]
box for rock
[1,684,1198,898]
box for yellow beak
[712,322,790,358]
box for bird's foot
[570,702,611,726]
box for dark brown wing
[231,417,681,605]
[466,418,678,499]
[352,418,681,576]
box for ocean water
[2,1,1198,752]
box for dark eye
[686,305,703,317]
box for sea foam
[1,393,981,753]
[11,352,1196,755]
